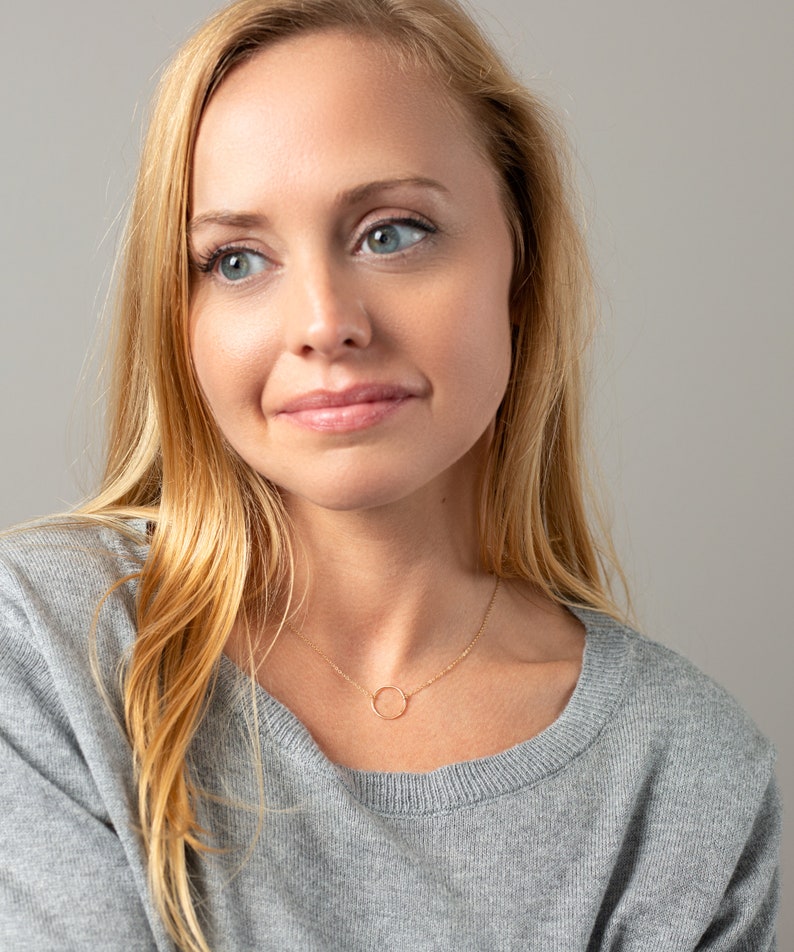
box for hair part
[81,1,627,948]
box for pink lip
[276,384,416,432]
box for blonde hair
[80,0,626,948]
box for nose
[283,259,372,358]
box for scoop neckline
[218,606,632,816]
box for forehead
[191,30,493,211]
[203,28,470,130]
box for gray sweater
[0,521,780,951]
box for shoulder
[0,515,147,608]
[0,516,147,681]
[0,514,147,581]
[575,608,776,802]
[630,623,772,763]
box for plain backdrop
[1,0,791,941]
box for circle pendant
[370,685,408,719]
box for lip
[276,384,417,432]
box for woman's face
[189,31,513,514]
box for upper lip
[277,384,417,414]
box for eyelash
[190,215,438,281]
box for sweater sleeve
[695,770,781,952]
[0,556,162,951]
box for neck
[280,468,496,681]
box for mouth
[276,384,417,433]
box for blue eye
[362,221,430,255]
[217,250,269,281]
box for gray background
[1,0,790,940]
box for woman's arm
[0,549,165,951]
[694,772,781,951]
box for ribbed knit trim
[220,607,632,816]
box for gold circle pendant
[370,685,408,719]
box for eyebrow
[187,177,448,235]
[340,176,449,205]
[188,211,267,235]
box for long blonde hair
[80,0,625,947]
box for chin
[281,479,423,514]
[249,435,490,516]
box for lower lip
[278,396,411,433]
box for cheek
[189,301,276,422]
[421,253,513,404]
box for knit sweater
[0,521,780,951]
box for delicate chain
[287,578,501,717]
[288,635,373,700]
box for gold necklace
[287,578,501,719]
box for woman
[0,0,779,950]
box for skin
[189,31,584,771]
